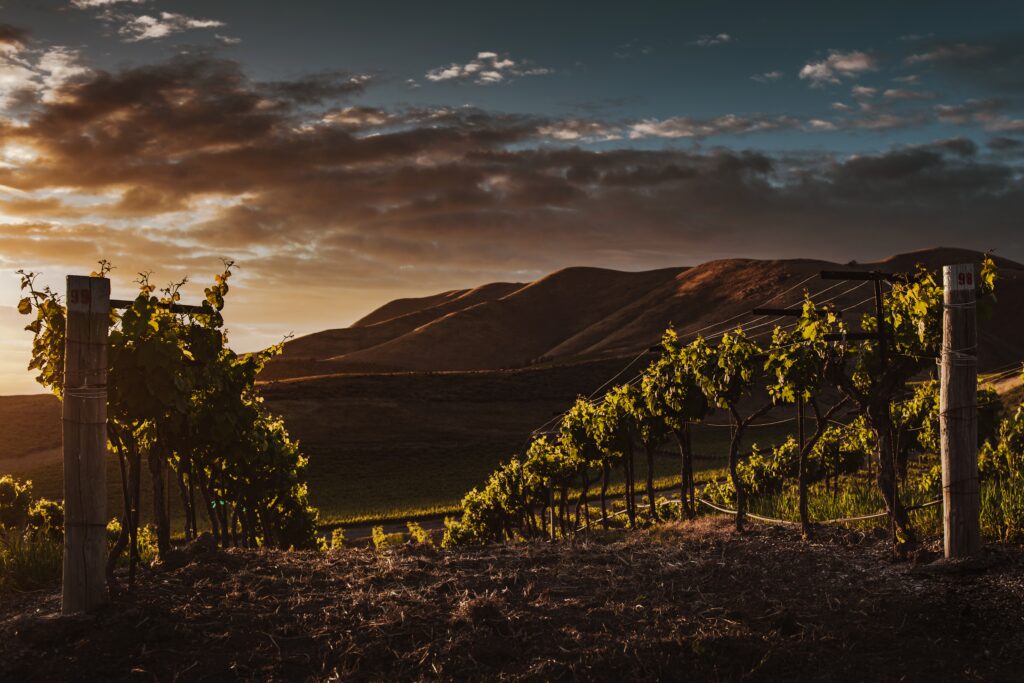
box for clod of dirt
[12,612,95,647]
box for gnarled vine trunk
[867,401,915,547]
[624,445,637,528]
[729,404,773,532]
[147,447,171,558]
[599,462,610,529]
[674,426,695,519]
[644,443,658,521]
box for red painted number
[70,289,91,306]
[957,272,973,287]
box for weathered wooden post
[62,275,109,614]
[940,263,981,559]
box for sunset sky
[1,0,1023,394]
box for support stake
[940,263,981,558]
[62,275,109,614]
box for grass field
[8,415,788,530]
[9,359,1015,531]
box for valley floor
[3,517,1024,682]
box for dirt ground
[3,518,1024,682]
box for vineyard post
[940,263,981,558]
[62,275,109,614]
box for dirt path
[4,518,1024,682]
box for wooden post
[62,275,109,614]
[940,263,981,559]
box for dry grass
[3,518,1024,682]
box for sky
[1,0,1023,394]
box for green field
[1,360,810,531]
[12,420,791,529]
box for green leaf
[17,297,31,315]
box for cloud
[259,72,372,105]
[321,106,399,128]
[823,93,935,131]
[935,98,1005,124]
[0,40,91,110]
[113,11,225,42]
[981,117,1024,133]
[2,53,1023,323]
[903,36,1024,92]
[215,34,241,46]
[987,136,1024,155]
[0,24,30,52]
[693,33,734,47]
[799,50,877,86]
[537,119,621,142]
[848,112,921,130]
[922,137,977,157]
[751,71,783,83]
[0,58,37,110]
[806,119,837,131]
[905,42,990,65]
[35,47,91,102]
[882,88,935,101]
[933,98,1024,130]
[71,0,147,7]
[425,52,552,85]
[628,114,798,139]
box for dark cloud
[988,136,1024,152]
[2,53,1023,294]
[905,34,1024,92]
[935,98,1006,124]
[0,24,30,48]
[258,72,373,105]
[921,137,977,157]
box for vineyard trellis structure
[59,261,989,612]
[523,262,986,558]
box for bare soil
[3,518,1023,682]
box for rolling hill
[264,247,1024,381]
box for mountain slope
[265,247,1024,380]
[267,282,524,378]
[322,267,684,372]
[351,282,523,328]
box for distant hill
[264,247,1024,380]
[0,394,61,473]
[351,282,524,328]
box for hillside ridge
[266,247,1023,381]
